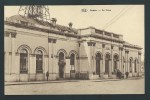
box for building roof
[124,41,142,49]
[5,15,142,50]
[7,15,78,34]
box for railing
[113,34,119,38]
[95,29,103,34]
[104,32,111,36]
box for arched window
[59,52,64,61]
[134,59,137,73]
[20,49,28,73]
[70,53,75,65]
[36,50,43,73]
[129,58,133,73]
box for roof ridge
[7,14,78,33]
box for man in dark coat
[46,71,49,81]
[125,72,129,79]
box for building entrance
[96,53,101,76]
[105,54,110,75]
[58,52,65,78]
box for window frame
[36,50,43,73]
[20,49,28,74]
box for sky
[4,5,144,60]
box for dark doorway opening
[105,54,110,74]
[96,53,101,76]
[59,52,65,78]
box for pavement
[5,77,144,86]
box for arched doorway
[58,52,65,78]
[96,53,101,76]
[105,54,110,74]
[113,55,119,72]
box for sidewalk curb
[5,77,144,86]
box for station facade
[4,15,142,81]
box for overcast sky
[4,5,144,60]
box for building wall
[4,24,142,81]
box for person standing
[46,71,49,81]
[125,72,129,79]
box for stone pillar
[11,32,17,74]
[8,52,12,74]
[92,42,96,74]
[29,54,36,81]
[4,32,10,74]
[126,50,129,72]
[120,47,123,72]
[102,44,105,73]
[119,47,122,71]
[15,53,20,74]
[138,52,142,74]
[48,38,57,80]
[111,45,113,73]
[48,38,53,79]
[117,61,119,70]
[4,52,9,74]
[125,50,129,73]
[90,43,93,74]
[125,51,127,72]
[87,42,93,78]
[132,60,134,76]
[65,56,69,78]
[52,39,57,79]
[15,53,20,81]
[100,58,103,75]
[44,55,49,73]
[137,55,139,74]
[109,59,112,77]
[78,42,81,77]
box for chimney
[51,18,57,26]
[68,22,73,28]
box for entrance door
[59,52,65,78]
[59,65,64,78]
[96,53,101,76]
[105,60,109,74]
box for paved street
[5,78,144,95]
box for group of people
[45,69,130,81]
[115,69,129,79]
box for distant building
[4,7,142,82]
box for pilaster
[119,47,121,71]
[29,54,36,74]
[4,31,10,74]
[102,44,105,73]
[138,52,142,74]
[125,50,129,72]
[48,38,57,79]
[111,45,113,73]
[109,58,112,77]
[15,52,20,74]
[11,32,17,74]
[87,42,95,74]
[121,48,123,72]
